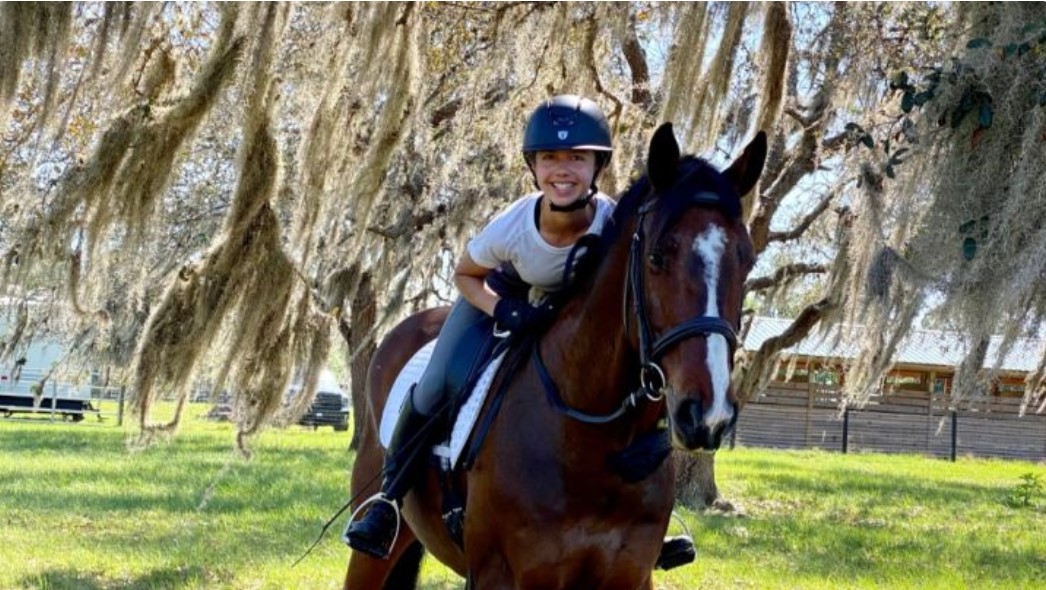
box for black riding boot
[344,390,432,559]
[656,535,696,570]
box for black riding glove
[493,298,542,333]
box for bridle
[626,192,741,399]
[533,179,742,425]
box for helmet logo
[558,130,569,140]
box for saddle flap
[380,340,506,470]
[380,339,437,447]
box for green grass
[1,402,1044,589]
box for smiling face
[533,150,598,209]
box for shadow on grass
[21,565,223,590]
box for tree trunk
[341,270,376,451]
[673,452,718,509]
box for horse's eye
[648,251,665,270]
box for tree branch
[748,5,849,253]
[581,11,623,119]
[736,297,838,402]
[758,297,836,356]
[766,189,836,243]
[745,263,828,292]
[621,11,652,109]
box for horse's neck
[542,231,637,415]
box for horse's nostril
[676,399,702,428]
[709,422,725,447]
[674,399,734,450]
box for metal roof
[743,317,1045,373]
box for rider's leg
[345,299,489,559]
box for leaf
[1003,43,1019,57]
[962,237,977,261]
[1021,23,1041,36]
[966,38,992,49]
[885,165,896,179]
[959,220,976,234]
[913,90,934,106]
[845,122,864,134]
[1018,42,1032,57]
[901,91,915,113]
[860,134,874,149]
[958,88,976,112]
[978,101,993,128]
[890,71,910,90]
[893,147,910,160]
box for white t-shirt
[467,192,616,291]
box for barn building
[736,317,1046,462]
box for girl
[346,95,617,559]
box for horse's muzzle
[672,398,736,451]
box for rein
[534,185,740,425]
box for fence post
[50,381,58,421]
[117,385,126,427]
[842,406,850,454]
[950,410,958,462]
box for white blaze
[692,225,733,426]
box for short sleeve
[467,220,505,269]
[466,195,532,269]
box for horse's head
[629,123,765,452]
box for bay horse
[345,123,766,589]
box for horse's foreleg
[467,559,517,590]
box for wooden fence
[734,384,1046,462]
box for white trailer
[0,331,95,421]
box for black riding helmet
[522,95,613,212]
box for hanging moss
[687,2,750,153]
[659,3,710,137]
[754,3,790,138]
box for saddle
[378,321,507,467]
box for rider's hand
[493,298,542,333]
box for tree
[1,2,1041,506]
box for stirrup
[342,493,401,555]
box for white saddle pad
[379,338,506,469]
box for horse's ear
[647,123,680,192]
[725,131,767,201]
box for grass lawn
[1,400,1044,589]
